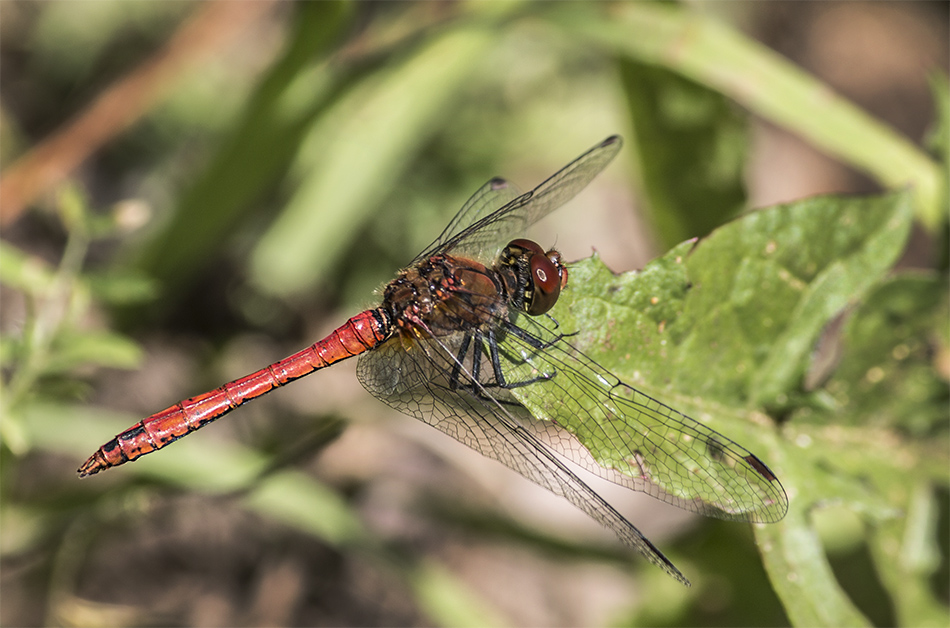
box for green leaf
[129,1,355,302]
[821,274,949,434]
[554,191,914,411]
[555,2,944,230]
[926,73,949,167]
[867,483,950,627]
[709,192,914,407]
[758,506,872,627]
[249,21,508,296]
[409,560,511,628]
[507,238,787,523]
[620,61,747,247]
[501,192,914,536]
[0,243,55,294]
[85,270,158,305]
[48,329,143,372]
[503,190,938,620]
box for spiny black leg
[452,329,548,408]
[448,324,560,400]
[503,320,574,350]
[449,332,473,391]
[542,313,585,340]
[487,326,553,390]
[469,330,483,385]
[450,330,489,394]
[487,327,508,387]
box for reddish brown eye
[508,238,545,256]
[502,239,566,315]
[531,255,559,293]
[526,254,560,315]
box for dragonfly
[79,136,788,585]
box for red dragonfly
[79,136,787,585]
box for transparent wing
[356,295,787,561]
[412,136,623,265]
[499,313,789,523]
[409,177,523,266]
[357,134,786,582]
[356,332,691,585]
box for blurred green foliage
[2,2,947,626]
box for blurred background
[1,1,947,626]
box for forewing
[357,332,691,585]
[413,136,623,265]
[410,178,523,266]
[500,314,789,523]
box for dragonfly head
[502,239,568,316]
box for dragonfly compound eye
[502,239,565,316]
[525,252,562,315]
[507,238,545,257]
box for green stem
[559,3,945,230]
[1,216,89,452]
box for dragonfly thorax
[382,254,510,338]
[381,239,568,339]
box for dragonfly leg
[448,332,473,389]
[447,326,554,396]
[448,330,492,393]
[445,328,545,396]
[543,311,564,330]
[486,326,553,390]
[469,331,483,384]
[503,319,576,351]
[539,312,582,344]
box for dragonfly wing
[410,178,524,266]
[499,314,789,523]
[357,333,691,585]
[414,136,623,265]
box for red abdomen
[78,309,390,476]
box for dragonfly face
[499,238,569,316]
